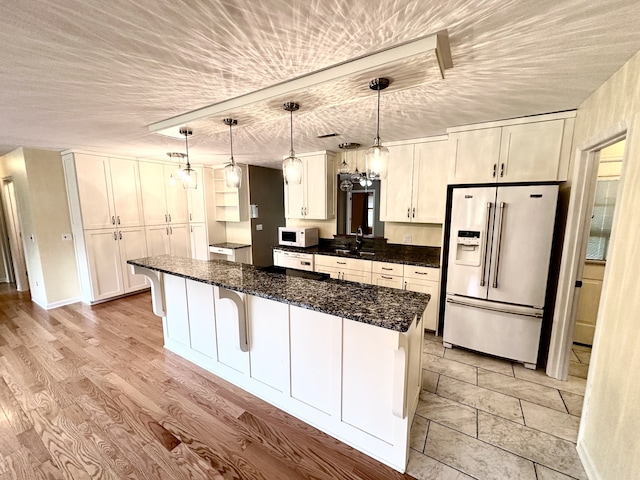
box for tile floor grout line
[422,451,483,480]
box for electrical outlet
[256,224,263,231]
[403,234,412,244]
[62,233,72,241]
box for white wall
[571,49,640,480]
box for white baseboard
[43,296,81,310]
[0,277,8,283]
[577,440,600,480]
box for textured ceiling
[2,0,640,167]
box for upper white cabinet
[285,151,336,220]
[187,166,207,223]
[211,165,248,222]
[381,139,450,223]
[71,153,144,229]
[139,161,189,225]
[448,112,576,184]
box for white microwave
[278,227,319,248]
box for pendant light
[338,142,361,192]
[166,152,187,187]
[282,102,303,185]
[223,118,242,189]
[365,78,390,180]
[179,127,197,189]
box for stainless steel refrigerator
[443,184,558,369]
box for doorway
[1,179,29,291]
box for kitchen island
[128,255,429,472]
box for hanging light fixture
[166,152,187,187]
[365,78,391,180]
[338,142,361,192]
[282,102,303,185]
[223,118,242,189]
[178,127,197,189]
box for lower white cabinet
[215,289,249,374]
[186,279,217,358]
[164,275,191,347]
[189,223,209,261]
[404,266,440,331]
[84,227,148,302]
[372,273,404,289]
[145,224,191,258]
[314,255,372,284]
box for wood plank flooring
[0,285,414,480]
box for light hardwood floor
[0,285,413,480]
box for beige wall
[572,49,640,479]
[384,222,443,247]
[0,148,80,307]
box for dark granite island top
[128,255,429,332]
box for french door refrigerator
[443,184,558,369]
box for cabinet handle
[407,208,410,218]
[500,163,505,177]
[111,216,115,225]
[170,226,173,235]
[189,213,192,221]
[119,231,122,240]
[165,214,168,222]
[117,216,120,225]
[166,227,169,235]
[337,261,347,265]
[301,207,303,216]
[412,207,415,218]
[382,267,393,271]
[404,281,407,290]
[190,225,193,233]
[168,214,171,222]
[113,232,117,240]
[415,271,429,275]
[341,272,345,280]
[492,163,497,177]
[382,275,394,280]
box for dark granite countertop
[272,244,441,268]
[209,242,251,249]
[128,255,429,333]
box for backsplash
[384,222,443,247]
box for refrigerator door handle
[446,295,543,318]
[492,202,506,288]
[480,202,492,287]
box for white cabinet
[285,151,335,220]
[139,161,189,225]
[448,113,576,184]
[189,223,209,261]
[186,279,217,358]
[164,275,191,347]
[314,255,372,284]
[371,261,404,289]
[145,224,191,258]
[403,266,440,331]
[214,288,249,374]
[212,165,248,222]
[84,227,148,302]
[71,153,144,229]
[381,140,450,223]
[187,166,207,223]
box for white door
[450,128,502,184]
[169,224,191,258]
[381,144,414,222]
[189,223,209,260]
[164,164,190,224]
[412,141,450,223]
[109,157,144,227]
[145,225,170,257]
[446,186,496,299]
[2,180,28,291]
[85,229,123,301]
[138,162,168,225]
[74,153,114,229]
[487,185,558,307]
[118,227,148,293]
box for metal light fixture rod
[223,118,238,164]
[179,127,193,171]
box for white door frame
[1,178,29,291]
[547,120,631,380]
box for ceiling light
[366,78,390,180]
[282,102,303,185]
[178,127,197,189]
[166,152,187,187]
[223,118,242,189]
[338,142,361,192]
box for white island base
[133,266,424,472]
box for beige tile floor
[407,333,588,480]
[569,343,592,379]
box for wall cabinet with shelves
[211,165,248,222]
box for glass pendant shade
[224,162,242,189]
[340,179,353,192]
[181,167,197,189]
[283,153,303,185]
[365,139,389,180]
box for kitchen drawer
[403,265,440,281]
[209,246,233,256]
[314,255,372,273]
[372,261,403,276]
[371,273,403,290]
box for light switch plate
[256,224,263,231]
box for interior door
[446,186,496,299]
[487,185,558,307]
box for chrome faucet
[355,226,364,250]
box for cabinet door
[499,120,565,182]
[214,288,249,374]
[381,145,414,222]
[189,223,209,261]
[74,154,114,229]
[139,162,168,225]
[405,279,439,331]
[285,180,305,219]
[247,296,289,393]
[187,279,217,358]
[305,154,329,220]
[118,227,148,293]
[413,141,450,223]
[145,225,170,256]
[371,273,403,289]
[109,157,144,227]
[164,164,189,224]
[450,128,502,184]
[164,274,191,347]
[314,265,342,280]
[85,229,123,301]
[342,269,372,284]
[169,224,191,258]
[187,167,207,223]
